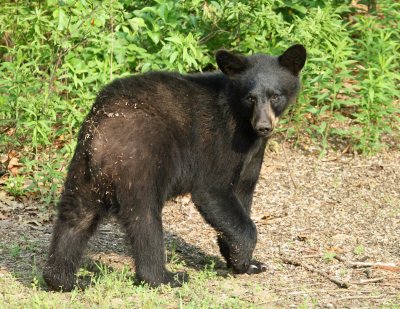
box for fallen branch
[335,295,383,301]
[352,164,400,169]
[335,256,400,272]
[349,261,397,269]
[352,277,385,285]
[281,256,349,288]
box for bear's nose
[255,123,272,136]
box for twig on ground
[281,143,298,190]
[281,256,350,288]
[352,164,400,168]
[334,256,399,271]
[349,262,399,271]
[352,277,385,285]
[335,295,383,301]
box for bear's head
[216,45,307,138]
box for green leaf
[169,51,178,63]
[128,17,146,31]
[165,36,182,45]
[58,8,66,31]
[147,31,160,45]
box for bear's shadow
[0,220,229,290]
[79,230,230,289]
[164,231,228,272]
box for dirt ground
[1,144,399,308]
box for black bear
[43,44,306,290]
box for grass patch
[0,264,273,308]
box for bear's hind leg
[43,194,102,291]
[116,195,187,287]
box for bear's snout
[255,122,273,137]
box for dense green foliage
[0,0,399,202]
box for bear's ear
[216,50,249,76]
[278,44,307,76]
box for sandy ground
[1,144,399,307]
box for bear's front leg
[217,235,267,274]
[192,189,267,275]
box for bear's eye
[247,96,257,105]
[270,94,279,103]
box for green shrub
[0,0,399,202]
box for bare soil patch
[1,145,399,307]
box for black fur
[43,45,306,290]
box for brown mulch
[1,144,399,307]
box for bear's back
[94,71,224,114]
